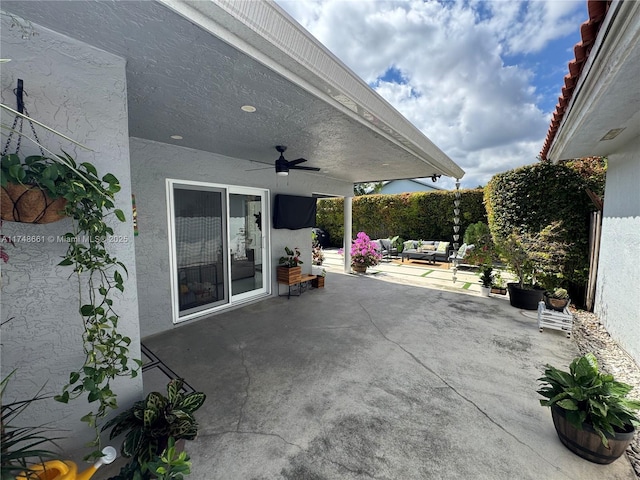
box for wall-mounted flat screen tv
[273,194,317,230]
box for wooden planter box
[277,266,301,285]
[311,276,325,288]
[1,183,67,224]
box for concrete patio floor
[141,266,635,479]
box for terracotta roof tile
[539,0,611,160]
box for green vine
[1,148,140,460]
[49,152,141,459]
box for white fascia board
[548,0,640,161]
[157,0,464,179]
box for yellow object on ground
[16,446,117,480]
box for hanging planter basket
[1,183,67,224]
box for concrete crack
[326,458,377,478]
[358,302,575,480]
[233,337,251,432]
[207,429,304,450]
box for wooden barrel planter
[1,183,67,224]
[507,283,545,310]
[551,405,635,464]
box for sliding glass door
[169,181,268,323]
[229,190,267,301]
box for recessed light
[600,128,625,141]
[381,163,390,166]
[170,135,183,140]
[241,105,256,113]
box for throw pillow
[422,245,436,251]
[436,241,449,253]
[403,241,416,251]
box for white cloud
[277,0,583,189]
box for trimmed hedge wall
[316,189,486,247]
[485,161,598,305]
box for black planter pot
[507,283,545,310]
[551,405,635,464]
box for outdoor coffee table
[401,251,437,265]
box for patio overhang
[2,0,464,183]
[544,0,640,162]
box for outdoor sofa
[401,240,451,263]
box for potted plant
[1,371,62,480]
[497,222,567,310]
[103,378,205,480]
[311,268,326,288]
[344,231,382,274]
[490,272,507,295]
[537,353,640,464]
[544,287,570,312]
[277,246,302,284]
[479,265,493,297]
[1,149,135,458]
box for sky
[275,0,586,190]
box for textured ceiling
[2,0,463,183]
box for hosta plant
[537,353,640,447]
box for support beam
[344,195,353,273]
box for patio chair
[448,243,474,266]
[377,237,398,260]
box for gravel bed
[571,309,640,477]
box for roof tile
[539,1,611,160]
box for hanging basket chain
[2,80,46,157]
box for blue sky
[276,0,586,189]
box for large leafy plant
[538,353,640,447]
[103,378,205,480]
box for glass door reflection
[229,192,265,298]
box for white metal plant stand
[537,301,573,338]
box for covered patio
[138,270,634,479]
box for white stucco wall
[594,135,640,365]
[130,138,352,338]
[0,23,142,456]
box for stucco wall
[0,22,142,456]
[130,138,352,338]
[594,134,640,365]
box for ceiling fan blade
[246,165,273,171]
[290,165,320,171]
[287,158,308,166]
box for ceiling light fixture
[600,128,625,141]
[241,105,256,113]
[275,158,289,176]
[170,135,183,140]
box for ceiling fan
[271,146,320,176]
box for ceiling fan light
[275,158,289,176]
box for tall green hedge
[485,161,598,304]
[316,189,486,247]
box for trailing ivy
[44,152,141,460]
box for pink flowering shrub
[348,232,382,268]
